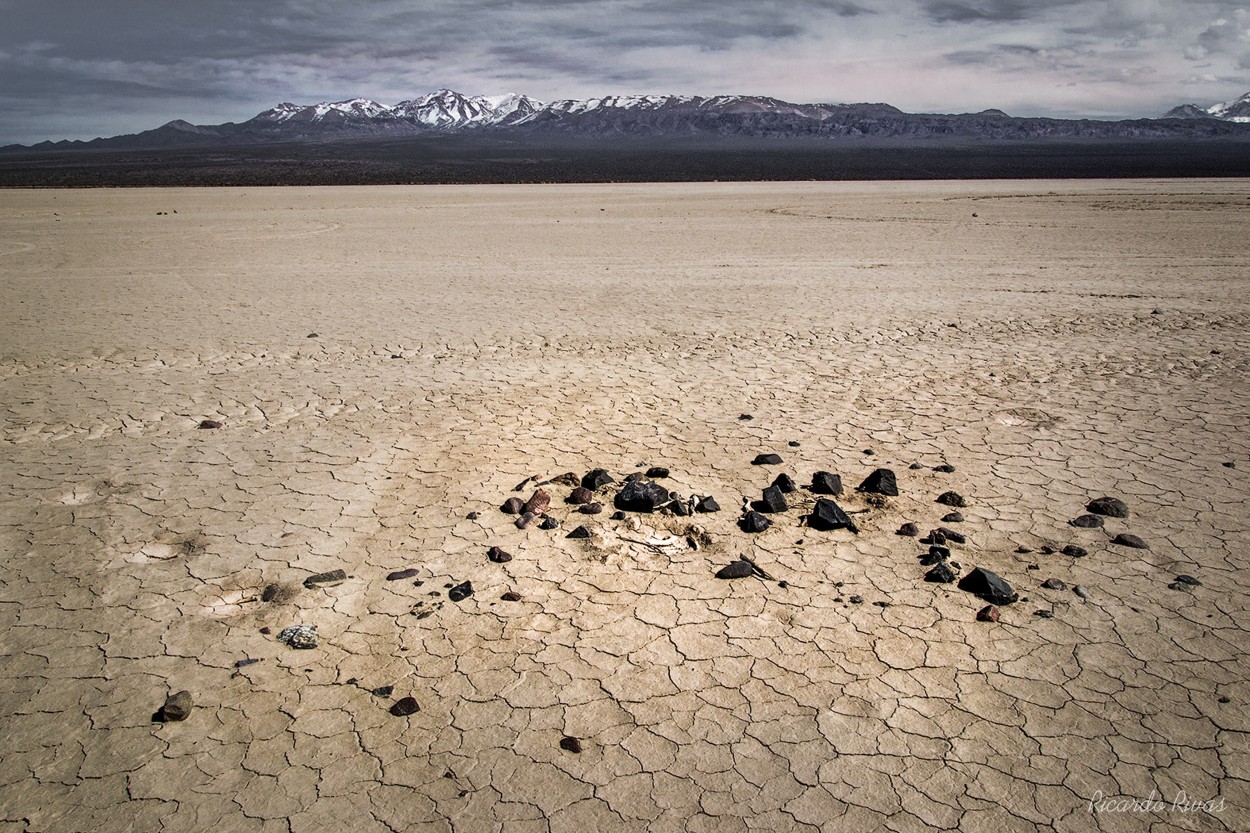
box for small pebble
[487,546,512,564]
[448,581,473,602]
[1111,533,1149,549]
[157,690,194,722]
[1034,610,1054,619]
[566,525,591,539]
[941,512,964,523]
[559,736,582,753]
[1073,585,1091,600]
[389,697,420,717]
[1223,461,1236,469]
[933,464,956,473]
[1175,574,1201,586]
[466,511,480,520]
[1041,578,1067,591]
[372,685,394,697]
[897,522,920,537]
[500,591,522,602]
[1061,544,1087,558]
[197,419,222,430]
[976,605,999,623]
[936,491,968,508]
[788,441,800,447]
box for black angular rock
[934,464,956,473]
[646,466,671,479]
[1061,544,1088,557]
[304,570,347,589]
[501,497,525,514]
[1111,533,1149,549]
[371,685,394,697]
[958,567,1018,605]
[448,581,473,602]
[157,690,194,722]
[1086,496,1129,518]
[386,568,420,581]
[582,469,615,490]
[925,562,957,583]
[752,453,783,465]
[1069,514,1104,528]
[500,591,522,601]
[936,491,968,507]
[715,561,754,579]
[976,605,999,622]
[615,479,671,512]
[566,525,591,539]
[539,516,559,530]
[896,522,920,537]
[857,468,898,496]
[909,462,925,470]
[808,499,858,534]
[696,496,721,513]
[197,419,223,430]
[610,510,627,520]
[771,474,798,494]
[261,584,282,602]
[941,512,964,523]
[924,545,951,564]
[759,485,788,513]
[739,511,771,533]
[671,501,690,516]
[487,546,512,563]
[389,697,420,717]
[559,736,583,753]
[1041,578,1068,591]
[937,528,966,545]
[1175,574,1201,586]
[810,471,843,495]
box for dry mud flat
[0,180,1248,832]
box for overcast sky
[1,0,1247,144]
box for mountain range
[8,89,1250,152]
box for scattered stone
[579,502,603,515]
[501,497,524,514]
[277,625,318,649]
[934,464,956,473]
[389,697,420,717]
[872,600,890,607]
[448,581,473,602]
[857,468,898,496]
[923,529,947,546]
[261,584,282,602]
[1040,545,1056,554]
[863,449,875,456]
[739,414,753,421]
[487,546,512,564]
[539,516,559,530]
[810,471,843,495]
[1175,574,1201,586]
[567,486,594,505]
[925,562,957,583]
[671,501,690,517]
[715,561,755,579]
[1035,610,1054,619]
[197,419,222,430]
[624,472,644,482]
[515,512,536,529]
[522,489,551,515]
[739,511,771,533]
[759,485,788,513]
[696,495,721,513]
[582,469,615,490]
[909,462,925,470]
[386,568,420,581]
[897,522,920,537]
[1223,461,1236,469]
[958,567,1018,605]
[566,525,591,539]
[615,479,671,512]
[1041,578,1067,591]
[976,605,999,622]
[501,591,522,602]
[937,528,966,545]
[936,491,968,507]
[235,658,260,669]
[610,510,627,520]
[1111,533,1149,549]
[513,477,534,492]
[1218,696,1231,703]
[1061,544,1088,558]
[849,595,864,604]
[788,441,801,447]
[923,545,951,564]
[940,513,965,525]
[808,499,858,533]
[559,736,583,753]
[1073,585,1092,600]
[157,690,194,722]
[307,332,318,338]
[1069,514,1104,528]
[1016,546,1033,554]
[1086,496,1129,518]
[752,453,783,465]
[372,685,394,696]
[772,473,798,494]
[259,627,271,634]
[466,511,480,521]
[303,570,347,589]
[646,466,671,479]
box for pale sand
[1,181,1247,832]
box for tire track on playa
[222,220,343,241]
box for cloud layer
[2,0,1247,143]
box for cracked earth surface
[0,181,1247,831]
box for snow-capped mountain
[1161,91,1250,122]
[253,98,397,124]
[250,90,541,129]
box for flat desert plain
[1,180,1248,833]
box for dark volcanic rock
[579,502,603,515]
[922,545,950,565]
[696,496,721,513]
[197,419,222,430]
[551,472,581,487]
[934,464,956,473]
[759,485,788,513]
[1041,578,1068,591]
[715,561,755,579]
[808,499,858,533]
[1086,496,1129,518]
[487,546,513,564]
[772,474,798,494]
[515,512,536,529]
[448,581,473,602]
[261,584,282,602]
[466,511,480,520]
[522,489,551,515]
[1111,533,1149,549]
[1175,574,1201,586]
[739,511,771,533]
[857,468,898,496]
[937,528,966,545]
[559,736,583,753]
[501,497,525,514]
[936,491,968,507]
[304,570,347,589]
[976,605,999,622]
[372,685,394,697]
[958,567,1018,605]
[810,471,843,495]
[752,453,783,465]
[646,466,671,479]
[567,487,595,505]
[941,512,964,523]
[925,562,957,583]
[567,525,591,539]
[909,462,925,470]
[501,591,522,601]
[896,522,920,537]
[1061,544,1088,557]
[389,697,420,717]
[539,516,559,530]
[386,568,420,581]
[1069,514,1105,528]
[615,480,671,512]
[582,469,615,490]
[157,690,194,722]
[610,510,627,520]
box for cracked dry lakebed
[1,180,1248,832]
